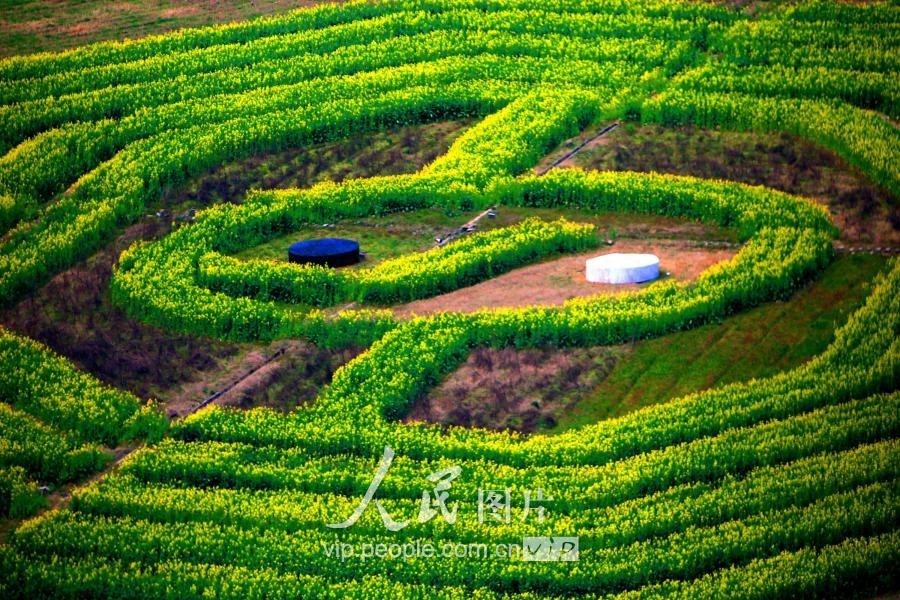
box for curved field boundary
[0,0,898,597]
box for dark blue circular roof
[288,238,359,258]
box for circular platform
[288,238,360,268]
[586,253,659,284]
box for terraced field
[0,0,898,597]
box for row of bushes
[199,218,596,306]
[0,28,663,152]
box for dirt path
[394,239,738,318]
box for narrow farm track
[0,0,898,597]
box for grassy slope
[554,253,887,433]
[0,0,340,58]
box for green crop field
[0,0,897,597]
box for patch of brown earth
[405,345,623,433]
[62,21,103,37]
[164,347,273,418]
[0,218,242,401]
[0,1,347,57]
[159,6,202,19]
[532,122,618,174]
[394,239,736,317]
[211,361,283,408]
[563,124,899,246]
[163,119,473,208]
[163,339,360,418]
[1,18,53,33]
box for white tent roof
[586,253,659,284]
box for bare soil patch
[63,21,103,38]
[0,1,345,58]
[394,239,736,318]
[159,6,202,19]
[405,345,624,433]
[561,124,899,246]
[164,340,360,418]
[163,120,473,209]
[532,122,618,174]
[0,218,240,401]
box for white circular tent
[586,253,660,284]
